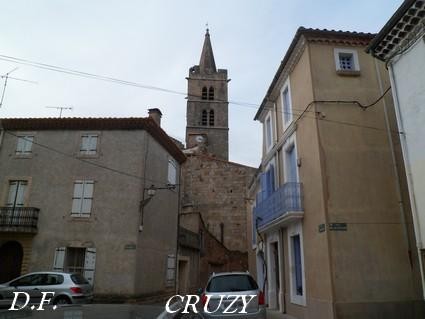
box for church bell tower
[185,29,229,160]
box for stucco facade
[0,116,185,298]
[249,28,423,319]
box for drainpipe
[374,59,411,253]
[175,166,182,294]
[387,61,425,298]
[0,120,4,149]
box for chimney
[148,108,162,127]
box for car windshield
[207,274,258,292]
[71,274,89,284]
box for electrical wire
[0,53,392,121]
[3,130,175,187]
[0,54,400,135]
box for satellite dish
[195,135,204,143]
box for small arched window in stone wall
[201,110,208,126]
[208,86,214,100]
[202,87,208,100]
[209,110,215,126]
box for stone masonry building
[0,112,186,300]
[177,30,256,291]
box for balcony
[254,182,303,231]
[0,207,40,233]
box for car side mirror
[197,288,203,295]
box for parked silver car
[0,271,93,307]
[200,272,266,318]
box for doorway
[0,241,23,283]
[178,258,190,294]
[271,242,280,310]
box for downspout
[175,165,182,293]
[0,120,4,149]
[373,59,412,256]
[387,62,425,298]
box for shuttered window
[166,254,176,287]
[282,87,292,126]
[7,180,28,207]
[259,164,275,201]
[168,160,177,185]
[80,134,98,155]
[53,247,96,285]
[292,234,303,296]
[16,135,34,155]
[265,115,272,150]
[71,180,94,217]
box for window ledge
[76,153,100,159]
[14,154,33,159]
[336,70,361,76]
[69,215,93,221]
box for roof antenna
[45,106,73,118]
[0,67,37,108]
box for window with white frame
[71,180,94,217]
[288,222,305,305]
[168,159,177,185]
[334,48,360,72]
[282,82,292,127]
[265,113,273,150]
[80,134,98,155]
[16,135,34,155]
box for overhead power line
[3,131,174,187]
[0,53,293,111]
[0,53,396,133]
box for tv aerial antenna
[45,106,73,118]
[0,67,38,108]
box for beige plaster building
[0,111,186,299]
[248,27,423,318]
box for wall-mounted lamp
[139,184,177,232]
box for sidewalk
[267,309,298,319]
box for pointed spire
[199,28,217,74]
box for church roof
[199,29,217,74]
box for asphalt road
[0,304,166,319]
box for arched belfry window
[208,87,214,100]
[202,87,208,100]
[209,110,215,126]
[201,109,215,126]
[201,110,208,126]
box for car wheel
[54,296,71,305]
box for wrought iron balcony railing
[254,182,303,229]
[0,207,39,233]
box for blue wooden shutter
[292,235,303,295]
[269,164,275,194]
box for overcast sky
[0,0,401,167]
